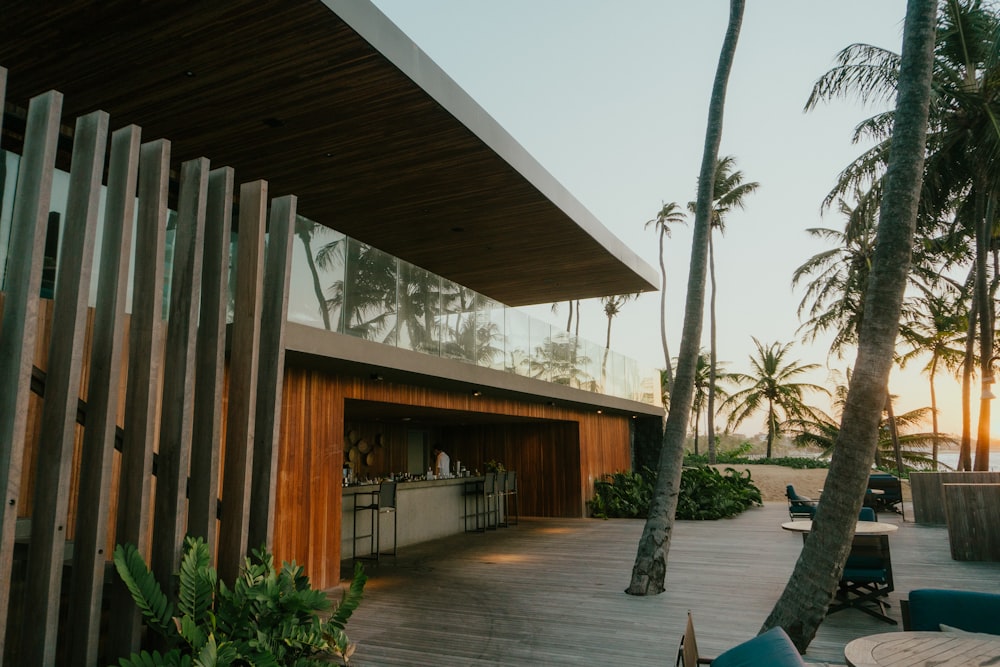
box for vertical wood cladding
[273,366,633,588]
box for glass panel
[505,307,531,376]
[397,260,442,355]
[287,215,345,332]
[476,294,505,370]
[440,280,477,363]
[527,319,553,382]
[342,238,397,344]
[0,151,17,291]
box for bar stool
[495,471,508,527]
[352,480,397,560]
[503,470,518,526]
[463,475,486,532]
[483,472,499,530]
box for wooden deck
[336,502,1000,666]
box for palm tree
[897,282,969,468]
[764,0,937,649]
[689,156,759,463]
[689,351,730,455]
[805,0,1000,470]
[644,202,687,398]
[628,0,745,597]
[599,292,639,388]
[722,339,830,458]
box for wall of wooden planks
[272,366,634,589]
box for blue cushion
[858,507,876,522]
[908,589,1000,635]
[712,627,806,667]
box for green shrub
[111,536,366,666]
[587,465,762,520]
[587,470,653,519]
[683,453,830,469]
[676,466,762,520]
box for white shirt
[435,450,451,477]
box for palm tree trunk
[627,0,744,596]
[708,233,718,464]
[974,182,993,471]
[930,352,939,470]
[885,392,904,476]
[960,288,977,470]
[298,229,331,331]
[659,228,675,395]
[762,0,936,649]
[566,299,573,333]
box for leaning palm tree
[689,156,759,463]
[764,0,937,649]
[644,201,687,398]
[721,338,830,458]
[628,0,745,596]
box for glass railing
[0,150,661,406]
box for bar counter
[341,477,483,559]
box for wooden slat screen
[0,70,294,665]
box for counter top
[342,476,483,493]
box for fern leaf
[330,562,367,629]
[113,543,177,638]
[178,536,215,622]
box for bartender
[433,447,451,478]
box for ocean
[935,449,1000,472]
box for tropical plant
[689,156,759,463]
[764,0,937,649]
[112,536,366,666]
[644,201,687,396]
[804,0,1000,471]
[628,0,746,596]
[599,292,640,386]
[688,350,731,456]
[588,470,653,519]
[722,338,831,459]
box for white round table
[844,630,1000,666]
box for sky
[368,1,980,439]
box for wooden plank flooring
[335,502,1000,666]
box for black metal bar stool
[352,480,397,560]
[503,470,518,526]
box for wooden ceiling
[0,0,658,307]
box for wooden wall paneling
[0,90,62,660]
[23,109,109,666]
[187,167,234,556]
[248,195,296,553]
[217,180,265,584]
[67,123,142,667]
[150,157,209,597]
[108,139,170,658]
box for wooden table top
[844,630,1000,666]
[781,520,899,535]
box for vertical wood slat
[248,195,297,552]
[150,158,209,596]
[0,89,62,660]
[188,167,234,556]
[108,139,170,658]
[68,124,142,667]
[217,181,267,583]
[24,109,109,667]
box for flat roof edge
[321,0,659,293]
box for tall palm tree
[644,201,687,398]
[722,338,830,458]
[805,0,1000,470]
[689,351,730,455]
[599,292,639,388]
[628,0,745,597]
[764,0,937,648]
[689,156,759,463]
[897,282,969,468]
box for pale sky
[369,1,979,439]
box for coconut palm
[764,0,937,648]
[722,338,830,458]
[599,292,639,387]
[897,282,970,468]
[644,201,687,397]
[689,156,759,463]
[689,351,731,455]
[628,0,745,596]
[805,0,1000,470]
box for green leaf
[113,543,177,638]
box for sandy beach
[710,463,912,502]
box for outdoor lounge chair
[867,473,904,518]
[901,589,1000,634]
[785,485,818,519]
[676,614,805,666]
[830,517,895,624]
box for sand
[708,463,912,503]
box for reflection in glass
[474,294,504,370]
[334,239,398,344]
[397,260,442,355]
[291,215,345,331]
[505,308,531,376]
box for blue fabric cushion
[711,627,806,667]
[908,589,1000,635]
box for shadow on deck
[337,502,1000,666]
